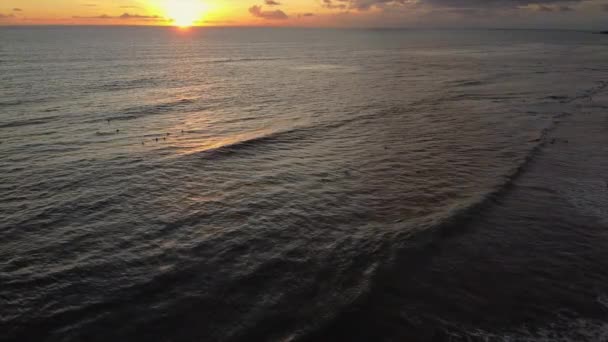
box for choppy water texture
[1,27,608,342]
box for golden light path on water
[174,130,277,156]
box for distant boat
[600,31,608,34]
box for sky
[0,0,606,29]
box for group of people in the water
[96,118,187,146]
[141,131,186,145]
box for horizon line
[0,24,597,32]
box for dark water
[1,27,608,341]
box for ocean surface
[1,27,608,341]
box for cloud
[323,0,416,10]
[424,0,584,8]
[264,0,282,5]
[322,0,585,11]
[119,13,161,19]
[249,5,289,19]
[0,13,15,18]
[296,12,315,18]
[73,14,112,19]
[12,8,22,12]
[322,0,348,10]
[514,3,576,13]
[537,4,555,10]
[73,12,163,20]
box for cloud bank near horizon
[0,0,606,29]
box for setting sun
[163,0,206,27]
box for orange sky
[0,0,328,26]
[0,0,606,29]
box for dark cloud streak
[323,0,586,11]
[72,13,163,20]
[249,5,289,19]
[425,0,584,8]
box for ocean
[1,27,608,341]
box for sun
[163,0,206,27]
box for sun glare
[163,0,206,27]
